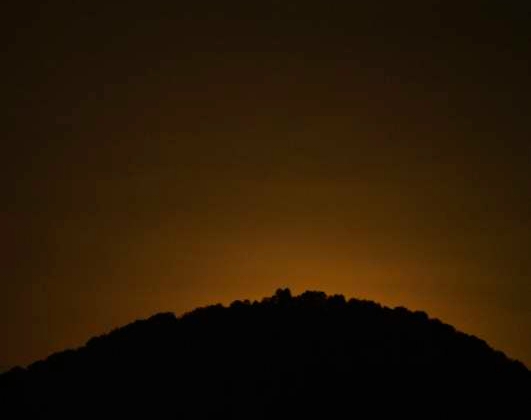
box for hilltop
[1,289,530,417]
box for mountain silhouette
[1,289,530,417]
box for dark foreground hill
[2,289,530,417]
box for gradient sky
[2,1,531,370]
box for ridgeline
[1,289,529,417]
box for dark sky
[2,1,531,369]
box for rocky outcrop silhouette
[1,289,530,417]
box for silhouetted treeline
[1,289,530,417]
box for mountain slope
[2,289,530,417]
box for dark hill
[1,289,530,417]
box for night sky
[2,1,531,370]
